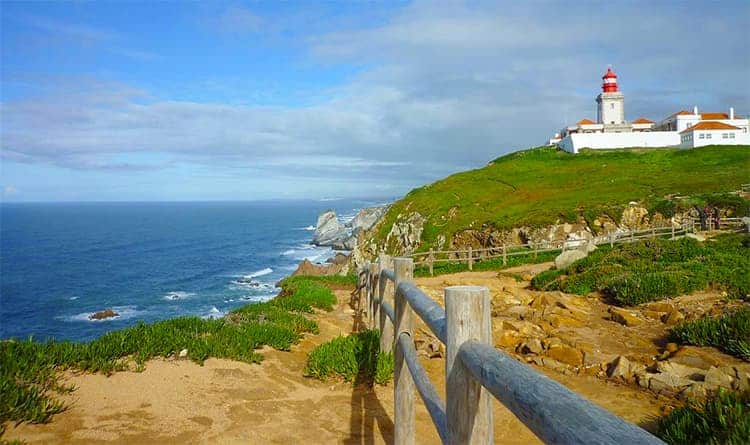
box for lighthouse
[596,67,626,127]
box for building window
[730,133,735,139]
[611,103,614,109]
[699,134,705,139]
[706,134,712,139]
[722,133,729,139]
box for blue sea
[0,200,381,342]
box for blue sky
[1,1,748,202]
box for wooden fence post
[393,257,415,445]
[671,225,675,239]
[502,244,507,266]
[609,231,614,247]
[468,246,473,271]
[363,261,371,328]
[533,241,538,260]
[428,248,434,276]
[369,262,380,329]
[445,286,493,444]
[630,229,634,242]
[379,255,394,354]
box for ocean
[0,200,382,342]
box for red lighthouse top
[601,67,618,93]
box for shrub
[670,308,750,361]
[531,234,750,306]
[657,389,750,444]
[304,330,394,385]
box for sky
[1,1,748,202]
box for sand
[5,271,668,444]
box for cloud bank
[2,1,748,199]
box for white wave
[202,306,224,319]
[61,306,145,323]
[246,267,273,279]
[296,225,316,231]
[163,291,195,301]
[68,296,79,301]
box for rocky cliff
[348,145,750,268]
[312,206,388,250]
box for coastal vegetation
[670,308,750,361]
[0,277,337,433]
[305,330,394,385]
[657,389,750,444]
[531,234,750,306]
[374,145,750,251]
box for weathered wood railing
[409,218,747,275]
[358,257,664,444]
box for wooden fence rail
[407,217,747,275]
[358,256,664,444]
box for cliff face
[350,145,750,266]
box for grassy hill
[373,145,750,251]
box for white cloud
[2,1,748,195]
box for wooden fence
[409,217,747,275]
[358,257,664,444]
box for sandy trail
[6,270,667,444]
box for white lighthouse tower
[596,67,627,129]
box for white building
[553,68,750,153]
[679,121,746,148]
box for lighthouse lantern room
[596,66,626,126]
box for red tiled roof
[577,118,596,125]
[679,121,741,134]
[632,117,655,124]
[700,112,730,120]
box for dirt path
[6,273,674,444]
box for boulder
[655,361,705,381]
[546,345,583,366]
[178,348,188,359]
[649,372,692,393]
[89,309,119,320]
[607,356,645,380]
[519,339,544,355]
[609,307,642,327]
[662,310,685,325]
[496,330,521,349]
[704,366,735,390]
[554,249,587,270]
[312,210,347,246]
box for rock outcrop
[346,206,388,233]
[291,258,349,277]
[313,207,388,250]
[89,309,119,320]
[312,210,347,246]
[384,212,426,254]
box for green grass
[0,277,337,436]
[531,234,750,306]
[373,145,750,252]
[304,330,394,385]
[279,274,358,287]
[670,308,750,361]
[657,389,750,444]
